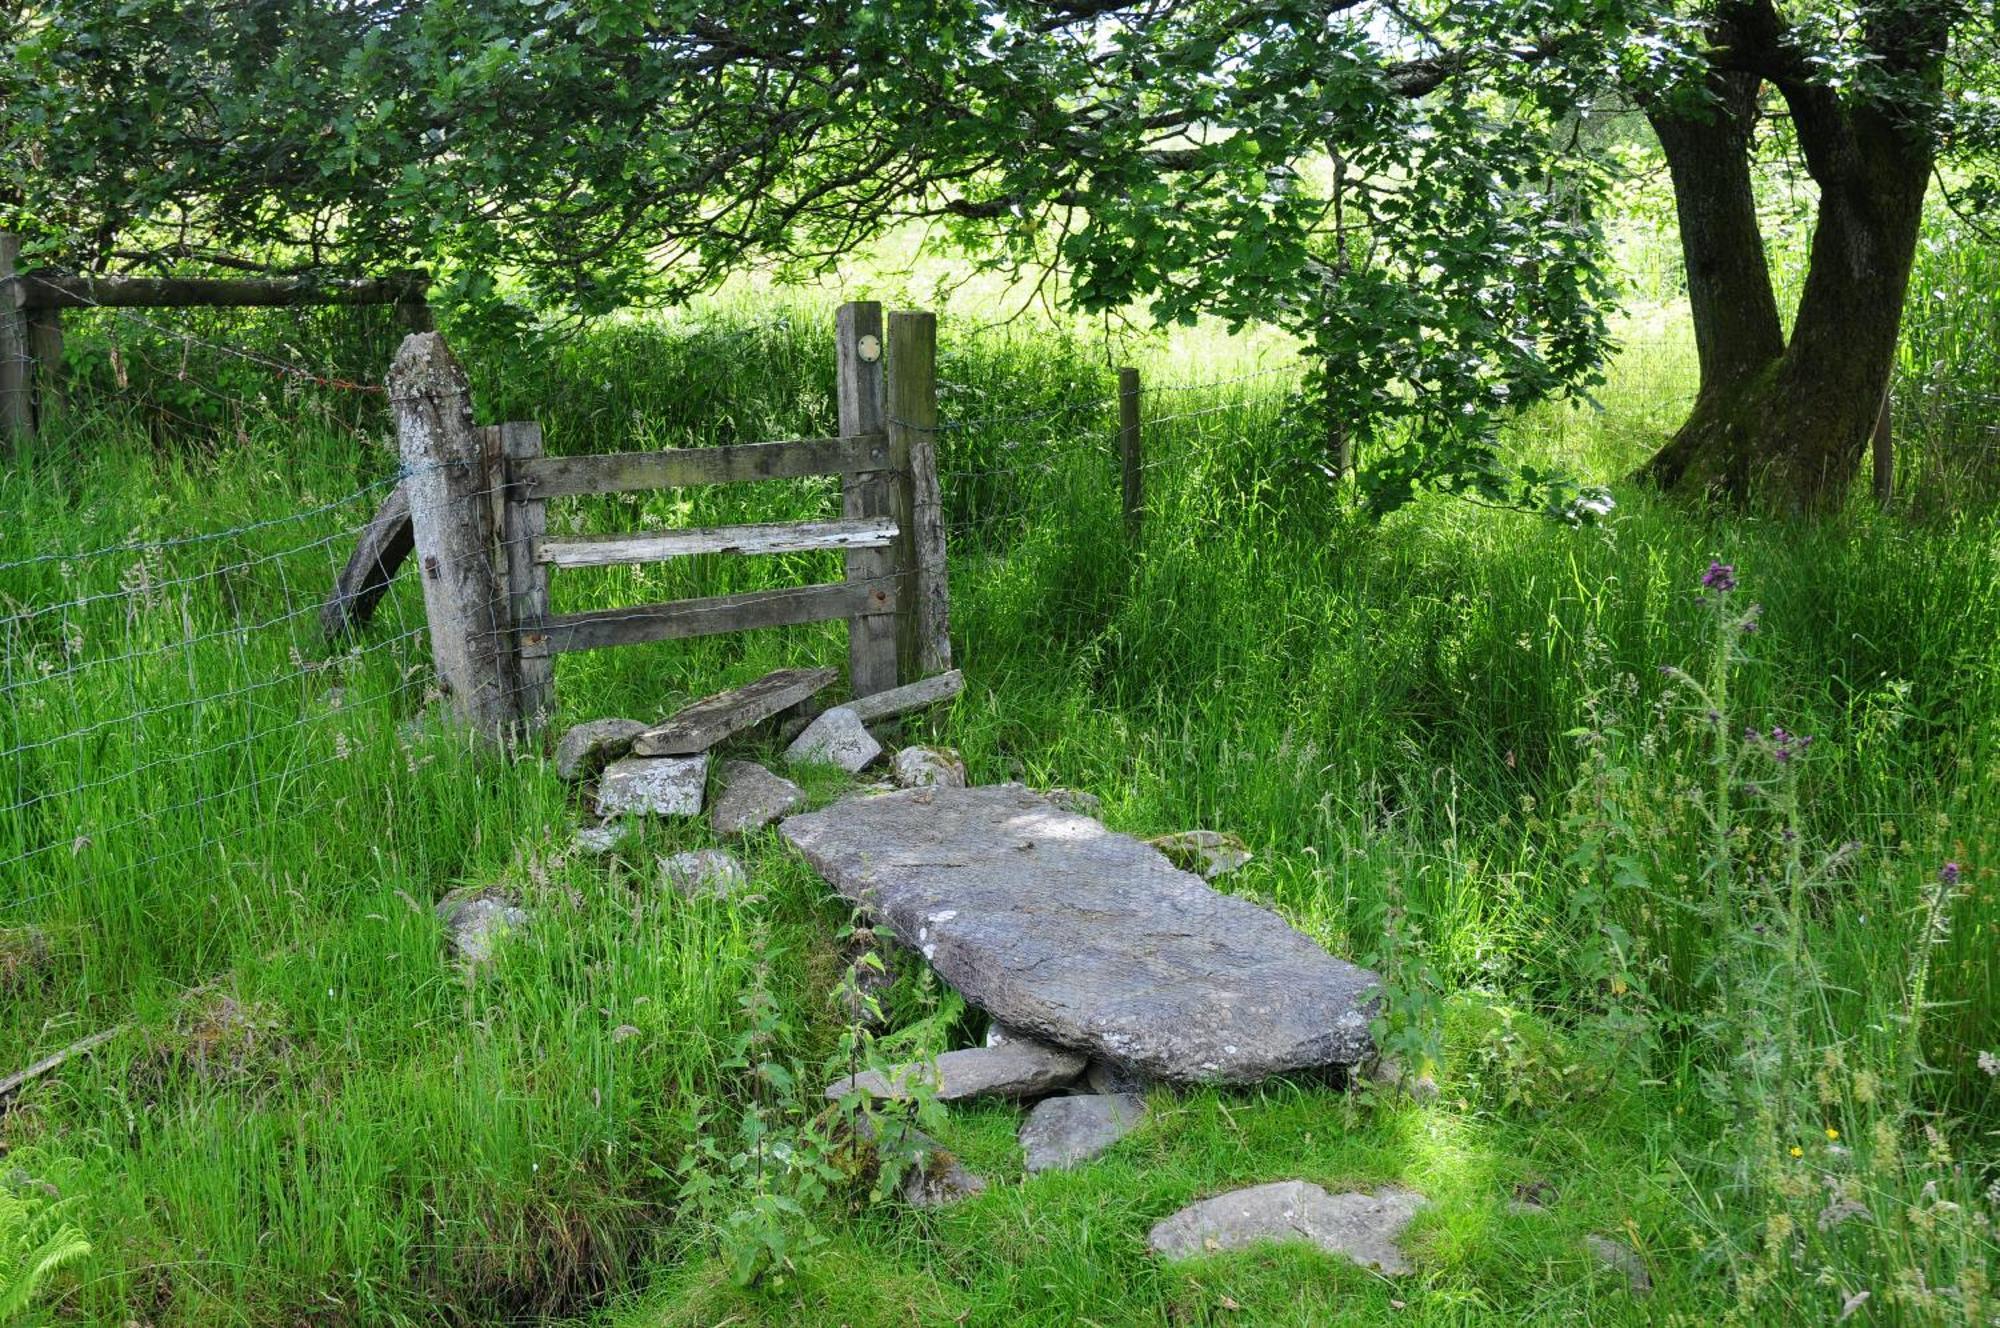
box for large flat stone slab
[781,785,1379,1083]
[1148,1182,1425,1274]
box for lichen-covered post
[837,300,900,695]
[888,310,950,678]
[390,332,519,743]
[0,234,33,450]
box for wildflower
[1826,1127,1840,1141]
[1939,861,1961,886]
[1978,1050,1999,1077]
[1701,561,1737,592]
[1790,1146,1805,1158]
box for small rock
[1366,1055,1441,1103]
[1045,787,1103,817]
[853,1116,987,1208]
[1149,1182,1425,1274]
[1508,1179,1558,1215]
[436,890,530,964]
[596,754,708,819]
[1585,1234,1652,1296]
[555,718,649,782]
[575,822,637,856]
[784,706,881,773]
[710,760,805,837]
[1086,1059,1151,1095]
[985,1023,1021,1048]
[825,1038,1086,1103]
[1148,830,1253,879]
[902,1146,988,1207]
[659,848,750,899]
[892,746,967,789]
[1020,1093,1147,1172]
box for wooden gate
[389,301,950,740]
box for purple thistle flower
[1702,561,1737,592]
[1940,862,1962,886]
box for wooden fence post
[0,234,33,449]
[1872,386,1893,508]
[1118,366,1143,543]
[837,301,901,695]
[390,332,519,743]
[501,420,555,731]
[889,311,950,678]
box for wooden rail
[0,231,431,452]
[12,271,428,310]
[536,516,899,568]
[511,433,889,498]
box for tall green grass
[2,210,1997,1325]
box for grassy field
[1,211,1997,1327]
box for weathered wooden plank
[529,578,896,656]
[501,421,555,729]
[14,271,429,310]
[537,516,898,569]
[844,669,964,723]
[320,483,414,638]
[392,332,518,744]
[839,302,901,696]
[632,666,840,756]
[891,311,950,676]
[513,433,890,499]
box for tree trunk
[1642,77,1933,512]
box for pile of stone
[553,667,966,844]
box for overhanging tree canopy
[5,0,1995,511]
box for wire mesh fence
[0,302,1301,957]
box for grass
[1,212,1997,1327]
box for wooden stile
[394,307,950,741]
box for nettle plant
[1562,563,1996,1323]
[675,915,940,1290]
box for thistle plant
[1569,562,1996,1324]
